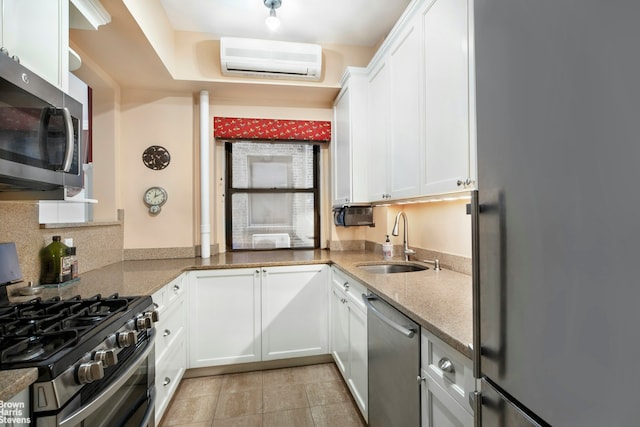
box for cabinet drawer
[155,295,185,361]
[421,329,474,413]
[165,275,185,306]
[156,334,186,422]
[332,267,368,312]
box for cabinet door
[348,300,368,420]
[333,86,354,206]
[330,282,350,376]
[2,0,68,89]
[261,265,329,360]
[367,60,391,202]
[421,373,473,427]
[422,0,471,195]
[388,16,423,199]
[188,269,261,367]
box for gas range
[0,293,158,426]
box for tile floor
[159,363,367,427]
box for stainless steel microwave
[0,52,82,198]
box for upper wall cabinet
[388,13,423,200]
[0,0,69,90]
[332,67,369,206]
[421,0,475,195]
[367,14,423,203]
[333,0,476,202]
[366,60,391,202]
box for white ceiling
[159,0,412,47]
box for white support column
[199,91,211,258]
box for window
[225,141,320,250]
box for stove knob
[95,349,118,367]
[150,309,160,323]
[117,330,138,348]
[77,361,105,384]
[136,315,152,331]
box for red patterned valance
[213,117,331,142]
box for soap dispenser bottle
[382,235,393,260]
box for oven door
[37,331,156,427]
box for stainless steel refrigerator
[472,1,640,426]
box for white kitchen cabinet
[152,274,187,422]
[366,60,391,202]
[332,67,369,206]
[188,265,329,368]
[421,0,475,195]
[188,268,262,368]
[388,13,423,200]
[420,329,474,427]
[330,266,368,420]
[261,264,329,360]
[0,0,69,90]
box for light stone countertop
[0,249,472,400]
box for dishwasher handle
[363,294,416,338]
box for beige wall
[368,199,472,258]
[120,89,196,250]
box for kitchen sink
[357,262,428,274]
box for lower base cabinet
[187,265,329,368]
[153,274,187,422]
[330,266,368,421]
[420,330,474,427]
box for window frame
[224,141,321,251]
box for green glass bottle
[41,236,68,284]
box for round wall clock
[143,186,168,214]
[142,145,171,170]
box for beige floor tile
[263,383,309,413]
[297,363,341,384]
[220,371,263,393]
[305,380,351,406]
[178,376,224,398]
[263,408,315,427]
[161,395,217,426]
[211,414,262,427]
[214,389,263,419]
[310,402,367,427]
[262,367,306,387]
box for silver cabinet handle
[153,302,159,309]
[438,357,455,373]
[343,282,350,290]
[173,284,180,292]
[163,329,171,337]
[163,377,171,386]
[417,375,426,383]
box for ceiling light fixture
[264,0,281,31]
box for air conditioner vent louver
[220,37,322,81]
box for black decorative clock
[142,145,171,170]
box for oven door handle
[139,384,156,427]
[59,329,156,427]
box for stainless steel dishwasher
[363,292,420,426]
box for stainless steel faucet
[392,211,415,261]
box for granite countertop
[0,249,472,401]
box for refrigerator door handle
[470,190,481,379]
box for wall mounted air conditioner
[220,37,322,81]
